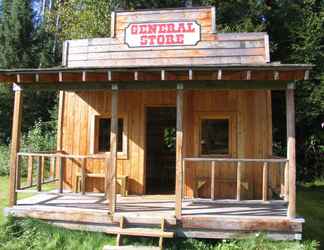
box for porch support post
[286,83,296,218]
[9,84,23,207]
[175,84,184,220]
[107,84,118,215]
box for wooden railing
[16,152,108,194]
[183,157,289,202]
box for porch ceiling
[0,63,312,91]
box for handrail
[182,156,289,202]
[17,152,108,159]
[183,157,287,163]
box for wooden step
[106,227,174,238]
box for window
[98,118,123,152]
[200,119,229,155]
[91,114,128,158]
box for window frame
[90,113,128,159]
[194,112,237,158]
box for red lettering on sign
[186,23,195,32]
[176,34,184,44]
[131,25,138,35]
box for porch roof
[0,63,312,91]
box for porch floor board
[4,193,304,241]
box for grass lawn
[0,175,321,249]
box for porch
[5,193,303,240]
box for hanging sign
[125,21,201,48]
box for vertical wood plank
[81,158,86,195]
[49,157,55,179]
[9,88,23,206]
[27,156,33,186]
[16,156,21,190]
[107,86,118,215]
[175,84,184,220]
[211,161,215,200]
[287,87,296,217]
[41,156,45,182]
[284,161,289,202]
[262,162,268,201]
[236,161,241,201]
[37,156,42,192]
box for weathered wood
[286,87,296,218]
[9,89,23,206]
[49,156,55,179]
[108,87,118,215]
[211,161,216,200]
[58,156,63,193]
[41,156,45,182]
[37,156,42,192]
[236,161,241,201]
[159,218,166,249]
[81,159,86,195]
[175,84,184,220]
[116,216,125,246]
[284,161,289,202]
[262,162,269,201]
[27,156,33,186]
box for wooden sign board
[64,7,270,68]
[125,21,201,48]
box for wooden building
[1,6,312,247]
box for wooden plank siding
[60,90,278,199]
[64,7,270,68]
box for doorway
[145,107,176,194]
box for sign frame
[124,20,201,48]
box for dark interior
[145,107,176,194]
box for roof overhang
[0,63,312,91]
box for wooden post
[56,91,65,180]
[41,156,45,182]
[16,155,21,190]
[27,156,33,186]
[37,156,42,192]
[81,158,86,195]
[262,162,268,201]
[175,84,184,220]
[107,85,118,215]
[9,86,23,207]
[58,156,63,193]
[236,161,241,201]
[211,161,215,200]
[284,161,289,202]
[286,85,296,217]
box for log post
[175,84,184,220]
[56,91,65,180]
[37,156,42,192]
[284,161,289,201]
[27,155,33,186]
[107,85,118,215]
[9,85,23,207]
[286,84,296,218]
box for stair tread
[105,227,174,238]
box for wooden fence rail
[183,157,288,202]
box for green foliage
[0,145,10,176]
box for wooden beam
[211,161,216,200]
[262,162,268,201]
[284,161,289,202]
[107,85,118,215]
[37,156,42,192]
[211,6,217,33]
[286,85,296,217]
[110,11,116,38]
[81,159,86,195]
[27,156,33,186]
[56,91,65,182]
[8,87,23,206]
[236,161,241,201]
[175,84,184,220]
[58,156,64,193]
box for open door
[145,107,176,194]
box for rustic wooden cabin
[1,6,312,247]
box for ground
[0,176,322,249]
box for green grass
[0,176,321,250]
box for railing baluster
[284,160,289,202]
[50,156,55,180]
[37,156,42,192]
[211,161,215,200]
[262,162,269,201]
[27,155,33,186]
[41,156,45,183]
[236,161,241,201]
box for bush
[0,145,9,176]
